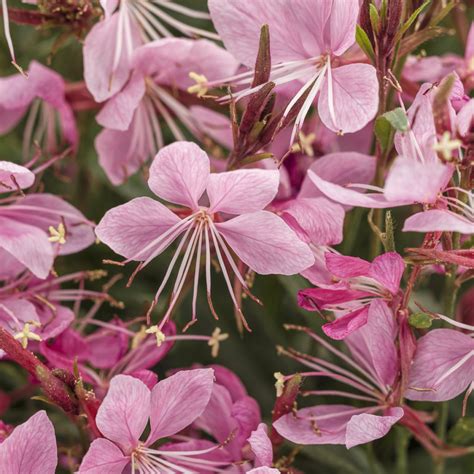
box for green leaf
[408,312,433,329]
[374,116,392,153]
[356,25,375,63]
[395,0,431,43]
[399,26,448,56]
[383,107,409,132]
[369,4,380,34]
[448,417,474,446]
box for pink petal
[322,305,370,340]
[345,407,404,449]
[95,197,181,260]
[216,211,314,275]
[368,252,404,295]
[300,152,376,200]
[190,106,233,149]
[325,252,371,278]
[325,0,359,55]
[148,142,210,209]
[208,0,329,66]
[346,300,398,387]
[0,249,24,280]
[403,209,474,234]
[0,411,57,474]
[210,364,248,402]
[0,216,53,279]
[248,469,281,474]
[99,0,118,18]
[248,423,273,467]
[0,161,34,191]
[96,375,150,451]
[127,370,158,390]
[133,38,238,89]
[456,99,474,137]
[95,125,148,186]
[147,368,214,444]
[384,157,453,204]
[279,197,345,246]
[96,72,145,131]
[78,438,129,474]
[273,405,356,445]
[83,15,139,102]
[298,287,371,311]
[318,63,379,134]
[406,329,474,401]
[307,170,411,208]
[37,305,74,340]
[11,194,95,256]
[208,169,279,214]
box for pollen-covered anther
[433,131,462,161]
[48,223,66,244]
[14,323,42,349]
[145,325,166,347]
[187,72,209,98]
[274,371,286,397]
[208,327,229,358]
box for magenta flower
[0,61,78,159]
[84,0,217,103]
[274,300,404,449]
[298,251,405,339]
[0,411,57,474]
[0,162,94,279]
[94,38,238,184]
[406,329,474,403]
[96,141,314,330]
[208,0,379,143]
[78,369,220,473]
[308,80,474,234]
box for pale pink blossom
[96,141,314,330]
[208,0,379,144]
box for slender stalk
[396,426,411,474]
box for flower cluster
[0,1,474,473]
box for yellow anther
[433,131,462,161]
[131,325,147,350]
[274,372,285,397]
[14,323,42,349]
[187,72,209,98]
[145,325,166,347]
[208,327,229,358]
[291,132,316,157]
[48,223,66,244]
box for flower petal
[322,305,370,340]
[95,197,181,261]
[78,438,129,474]
[208,169,279,214]
[248,423,273,467]
[148,142,210,209]
[368,252,404,295]
[325,252,371,278]
[216,211,314,275]
[0,411,57,474]
[96,375,150,451]
[148,368,214,443]
[0,162,34,191]
[318,63,379,134]
[403,209,474,234]
[345,408,404,449]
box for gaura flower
[208,0,379,144]
[274,300,404,449]
[78,369,221,473]
[298,251,404,339]
[0,162,94,279]
[0,411,57,474]
[94,38,239,184]
[0,61,78,160]
[308,79,474,234]
[96,141,314,330]
[84,0,218,102]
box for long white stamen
[191,221,204,324]
[434,350,474,387]
[152,0,212,20]
[326,57,338,129]
[2,0,16,63]
[111,5,126,79]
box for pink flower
[94,38,239,184]
[298,251,404,339]
[96,141,314,330]
[406,329,474,403]
[208,0,379,143]
[0,411,57,474]
[0,162,95,279]
[78,369,222,473]
[308,79,474,234]
[274,300,403,449]
[0,61,78,159]
[84,0,217,103]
